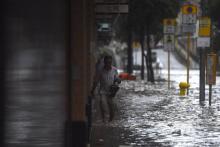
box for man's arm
[91,73,100,96]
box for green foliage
[114,0,181,42]
[113,15,129,42]
[130,0,180,35]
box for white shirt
[97,66,118,94]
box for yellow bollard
[179,82,190,96]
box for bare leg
[99,99,105,122]
[107,97,114,122]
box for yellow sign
[163,19,176,34]
[206,53,217,85]
[199,17,211,37]
[163,19,176,26]
[182,4,197,14]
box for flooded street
[92,49,220,147]
[110,70,220,147]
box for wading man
[91,55,120,122]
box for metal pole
[199,49,206,102]
[127,29,133,74]
[135,48,137,65]
[187,33,190,95]
[209,84,212,106]
[168,48,170,89]
[127,4,133,74]
[199,0,206,103]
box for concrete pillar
[66,0,93,146]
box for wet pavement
[90,70,220,147]
[4,71,66,147]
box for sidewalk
[89,92,126,147]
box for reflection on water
[105,69,220,146]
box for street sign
[163,19,176,34]
[164,26,175,34]
[163,35,175,51]
[206,53,217,85]
[182,4,197,14]
[199,17,211,37]
[95,4,128,13]
[197,37,210,48]
[181,4,197,24]
[181,24,196,33]
[182,14,197,24]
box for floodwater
[105,69,220,147]
[92,49,220,147]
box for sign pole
[187,32,190,95]
[209,84,212,106]
[163,19,176,89]
[181,3,197,95]
[199,49,206,103]
[168,48,170,89]
[199,0,211,103]
[198,0,211,105]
